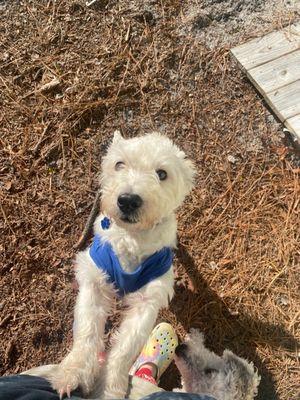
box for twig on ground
[22,78,60,99]
[74,189,101,250]
[86,0,98,7]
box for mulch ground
[0,1,299,399]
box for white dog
[48,132,195,399]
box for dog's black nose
[175,343,188,357]
[117,193,143,214]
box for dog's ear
[222,350,261,399]
[112,130,124,145]
[188,328,205,345]
[177,150,197,193]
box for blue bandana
[89,233,173,296]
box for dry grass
[0,1,299,399]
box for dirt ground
[0,1,299,399]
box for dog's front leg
[104,272,174,399]
[49,253,114,397]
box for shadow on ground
[160,243,298,400]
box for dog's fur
[174,329,260,400]
[48,132,195,398]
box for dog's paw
[48,366,82,399]
[48,363,95,399]
[104,368,128,399]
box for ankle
[139,363,157,377]
[134,364,158,385]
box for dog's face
[175,329,260,400]
[101,132,195,231]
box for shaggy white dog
[48,132,195,399]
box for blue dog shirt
[89,233,173,296]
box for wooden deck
[231,23,300,141]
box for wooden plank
[267,80,300,121]
[231,23,300,70]
[249,49,300,94]
[285,115,300,140]
[232,24,300,143]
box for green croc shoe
[129,322,178,381]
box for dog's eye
[115,161,125,171]
[204,368,218,376]
[156,169,167,181]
